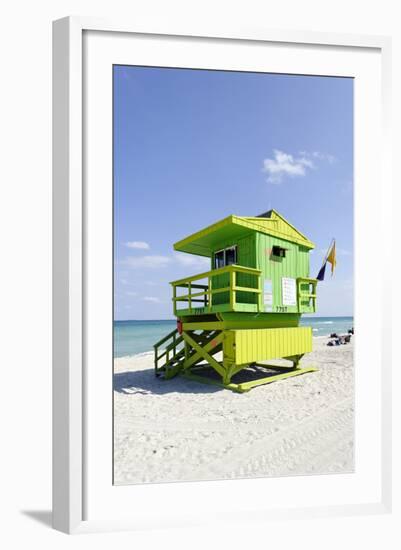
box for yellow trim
[173,211,315,254]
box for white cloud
[123,255,171,268]
[263,150,314,183]
[263,149,335,184]
[126,291,138,296]
[125,241,150,250]
[174,252,210,269]
[143,296,161,303]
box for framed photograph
[53,17,392,534]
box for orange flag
[327,241,337,275]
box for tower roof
[174,209,314,257]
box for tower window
[214,246,237,268]
[272,245,287,258]
[225,246,237,266]
[214,250,225,269]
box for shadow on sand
[113,363,290,396]
[113,368,221,395]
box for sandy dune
[113,337,354,485]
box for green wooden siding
[205,232,311,312]
[297,246,310,279]
[236,234,258,304]
[211,233,257,306]
[256,233,310,314]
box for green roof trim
[174,210,315,256]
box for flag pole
[316,238,335,282]
[319,238,335,269]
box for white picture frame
[52,16,392,534]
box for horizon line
[114,315,354,322]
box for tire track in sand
[196,397,354,479]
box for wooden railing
[170,264,262,315]
[297,277,318,313]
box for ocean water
[114,320,176,358]
[114,316,354,358]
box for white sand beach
[113,337,354,485]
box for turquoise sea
[114,316,354,358]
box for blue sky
[114,66,353,320]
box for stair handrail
[155,333,184,362]
[153,328,178,349]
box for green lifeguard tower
[154,210,318,392]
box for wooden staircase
[154,328,222,380]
